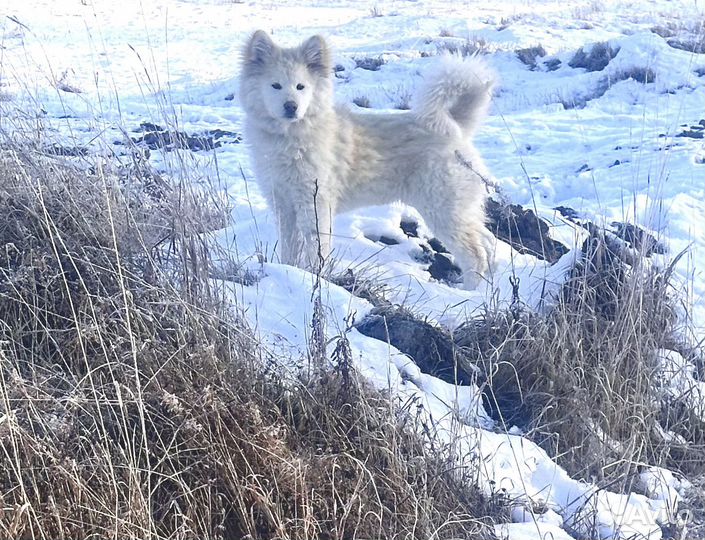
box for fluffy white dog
[239,30,496,288]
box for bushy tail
[412,55,496,138]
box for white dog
[239,31,496,288]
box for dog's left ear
[301,35,331,76]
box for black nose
[283,101,298,118]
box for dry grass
[0,145,501,539]
[352,95,372,108]
[457,227,705,488]
[569,42,619,72]
[433,37,489,57]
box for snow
[497,522,575,540]
[657,349,705,423]
[2,0,705,538]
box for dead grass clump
[457,228,705,486]
[355,56,386,71]
[330,267,388,306]
[612,66,657,84]
[653,19,705,54]
[352,95,372,108]
[569,42,620,71]
[0,147,500,539]
[516,45,547,69]
[666,36,705,54]
[435,37,489,57]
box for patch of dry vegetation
[0,147,500,539]
[457,227,705,488]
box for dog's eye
[296,83,305,90]
[271,83,282,90]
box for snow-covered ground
[2,1,704,538]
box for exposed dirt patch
[399,217,463,283]
[485,198,569,263]
[676,120,705,139]
[610,221,667,256]
[355,306,478,385]
[127,122,242,152]
[355,56,385,71]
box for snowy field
[1,1,704,538]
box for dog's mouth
[283,111,299,121]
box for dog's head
[240,31,332,128]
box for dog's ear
[246,30,276,66]
[300,35,331,76]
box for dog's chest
[256,131,327,185]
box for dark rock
[679,131,704,139]
[676,123,705,139]
[355,307,477,385]
[400,219,419,238]
[378,235,399,246]
[428,253,462,283]
[554,205,580,220]
[576,163,591,173]
[428,237,449,254]
[407,233,461,284]
[485,199,569,263]
[414,243,433,264]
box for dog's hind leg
[449,223,492,290]
[419,206,494,290]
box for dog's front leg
[273,183,333,273]
[296,187,333,273]
[273,202,302,266]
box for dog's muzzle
[283,100,298,119]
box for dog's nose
[283,101,298,118]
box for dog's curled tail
[412,55,496,139]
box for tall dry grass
[458,226,705,489]
[0,145,500,540]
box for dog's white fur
[240,30,496,288]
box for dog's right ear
[245,30,276,66]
